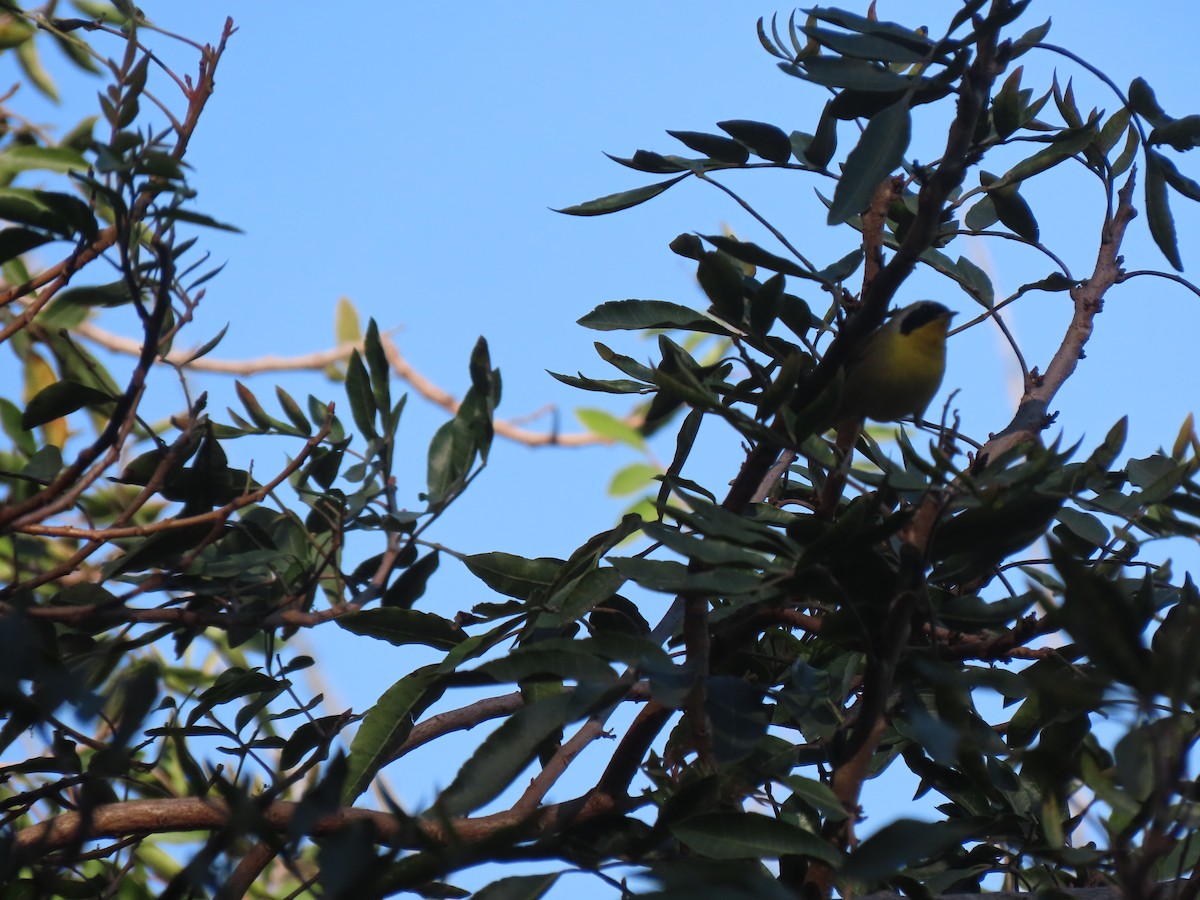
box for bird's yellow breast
[838,312,951,423]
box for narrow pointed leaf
[578,299,728,334]
[555,174,689,216]
[1145,150,1183,270]
[342,668,445,803]
[672,812,840,864]
[666,130,749,164]
[828,99,910,225]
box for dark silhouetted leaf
[555,174,689,216]
[990,124,1096,189]
[604,150,688,174]
[578,299,728,334]
[1145,150,1183,270]
[472,873,560,900]
[844,818,978,881]
[22,380,114,429]
[718,119,792,163]
[0,226,53,264]
[666,129,749,164]
[464,552,562,600]
[700,234,808,277]
[827,99,910,225]
[1128,76,1169,128]
[672,812,840,864]
[787,55,915,92]
[338,608,464,650]
[382,551,440,609]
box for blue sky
[6,1,1200,894]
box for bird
[837,300,955,424]
[816,301,955,515]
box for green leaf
[717,119,792,163]
[21,380,114,429]
[1056,508,1109,547]
[666,129,749,164]
[382,551,440,609]
[1011,17,1051,56]
[1,398,36,454]
[157,208,242,233]
[425,416,474,505]
[937,592,1038,629]
[577,299,728,334]
[805,102,838,168]
[783,775,848,821]
[22,445,63,482]
[1050,542,1153,691]
[696,251,745,321]
[54,280,135,308]
[991,66,1025,139]
[0,188,94,237]
[435,692,579,816]
[608,462,659,498]
[805,6,938,51]
[464,552,561,600]
[608,557,761,594]
[988,183,1040,242]
[53,582,118,606]
[364,319,393,427]
[0,227,53,265]
[549,370,651,395]
[177,324,230,367]
[337,608,464,651]
[641,522,772,569]
[0,144,88,178]
[1098,106,1132,155]
[343,667,445,803]
[843,818,978,881]
[234,381,284,432]
[964,195,999,231]
[472,873,561,900]
[16,39,57,102]
[594,342,657,383]
[555,174,689,216]
[604,150,688,174]
[671,812,840,864]
[749,272,783,336]
[474,644,618,685]
[344,350,377,439]
[827,99,910,225]
[275,386,312,435]
[950,254,995,307]
[576,407,645,449]
[1145,150,1183,271]
[1128,76,1169,128]
[788,55,914,92]
[1015,272,1075,295]
[654,408,703,512]
[1152,149,1200,202]
[800,25,931,65]
[990,125,1096,190]
[815,249,865,286]
[699,234,808,278]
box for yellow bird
[838,300,955,423]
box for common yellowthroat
[837,300,955,423]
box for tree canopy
[3,2,1200,898]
